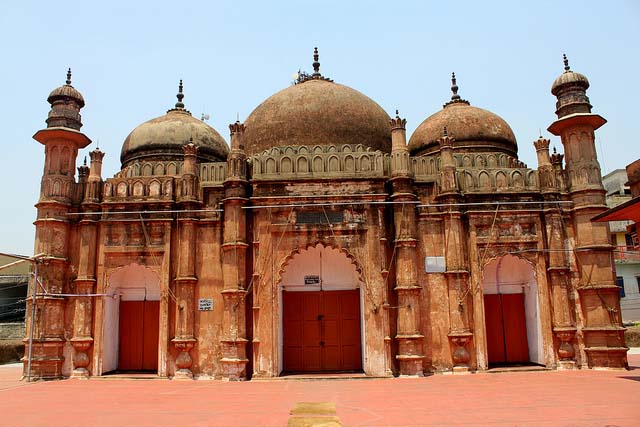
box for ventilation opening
[296,211,344,225]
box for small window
[616,276,625,298]
[636,276,640,294]
[625,233,634,249]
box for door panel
[502,293,529,363]
[283,290,361,372]
[339,291,362,370]
[484,294,505,365]
[142,301,159,371]
[118,300,158,371]
[484,293,529,365]
[119,301,144,370]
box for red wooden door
[484,293,529,365]
[502,293,529,363]
[283,290,361,373]
[484,294,505,364]
[118,300,159,371]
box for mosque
[25,49,627,380]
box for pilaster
[389,112,424,376]
[220,121,249,380]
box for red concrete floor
[1,355,639,427]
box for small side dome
[120,81,229,167]
[243,48,391,155]
[551,54,590,95]
[408,73,517,156]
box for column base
[71,367,90,379]
[220,357,249,381]
[396,354,425,377]
[584,347,629,369]
[557,360,577,370]
[452,366,471,374]
[22,338,65,380]
[173,369,194,380]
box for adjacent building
[598,164,640,321]
[24,51,627,380]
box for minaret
[389,111,425,376]
[29,69,91,379]
[220,120,249,380]
[548,55,627,368]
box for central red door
[118,300,159,371]
[283,290,362,373]
[484,293,529,365]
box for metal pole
[26,260,38,382]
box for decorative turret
[438,127,458,194]
[77,157,89,183]
[46,68,86,130]
[227,121,247,180]
[390,110,410,178]
[548,55,606,191]
[534,136,551,167]
[88,148,105,182]
[534,136,557,192]
[551,55,592,118]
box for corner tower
[548,55,627,368]
[28,69,91,379]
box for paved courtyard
[0,353,639,426]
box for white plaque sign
[198,298,214,311]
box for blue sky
[1,1,639,256]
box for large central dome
[243,54,391,155]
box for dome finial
[451,72,460,101]
[175,79,185,109]
[66,68,72,85]
[563,54,570,72]
[444,72,469,107]
[312,47,321,77]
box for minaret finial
[563,54,570,72]
[451,72,460,101]
[395,109,400,119]
[312,47,320,76]
[175,79,185,109]
[66,68,72,85]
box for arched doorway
[482,255,543,366]
[280,244,363,373]
[103,264,161,373]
